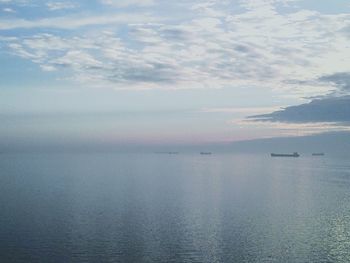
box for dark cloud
[109,63,177,84]
[250,72,350,124]
[234,44,251,53]
[341,24,350,39]
[249,96,350,124]
[159,28,191,41]
[319,72,350,91]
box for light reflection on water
[1,153,350,262]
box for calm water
[1,153,350,262]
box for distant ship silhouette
[271,152,300,157]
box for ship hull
[271,153,300,157]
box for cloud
[2,7,15,12]
[46,2,76,11]
[0,0,30,6]
[0,13,154,30]
[247,71,350,132]
[200,107,279,114]
[319,72,350,92]
[249,96,350,124]
[100,0,154,7]
[1,0,350,91]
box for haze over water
[1,153,350,263]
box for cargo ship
[271,152,300,157]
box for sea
[1,153,350,262]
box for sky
[0,0,350,148]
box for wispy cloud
[200,107,280,114]
[1,0,350,93]
[100,0,155,7]
[2,7,15,12]
[46,2,76,11]
[0,0,30,6]
[0,13,155,30]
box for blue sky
[1,0,350,146]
